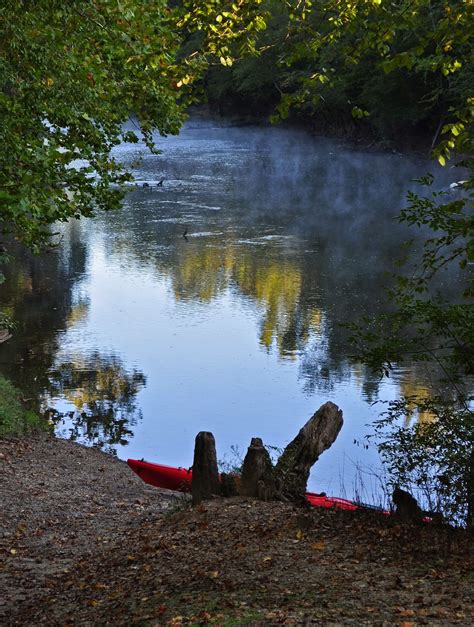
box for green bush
[0,376,46,436]
[372,397,473,527]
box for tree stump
[191,431,220,505]
[392,486,424,521]
[190,402,343,509]
[240,437,275,500]
[274,401,343,505]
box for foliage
[347,174,473,527]
[275,1,473,154]
[346,155,473,528]
[204,1,287,115]
[0,0,268,261]
[203,1,473,149]
[0,375,47,436]
[348,174,474,383]
[0,311,14,333]
[372,396,473,527]
[0,1,177,253]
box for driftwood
[274,401,343,504]
[240,438,275,500]
[191,402,343,508]
[191,431,220,505]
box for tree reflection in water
[0,229,146,455]
[48,353,146,455]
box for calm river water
[0,117,461,502]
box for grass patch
[0,376,46,436]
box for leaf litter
[1,433,473,625]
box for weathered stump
[274,401,343,505]
[392,486,424,521]
[190,402,344,509]
[240,437,275,500]
[191,431,220,505]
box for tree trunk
[274,402,343,505]
[191,431,220,506]
[240,437,275,500]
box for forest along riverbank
[1,434,472,625]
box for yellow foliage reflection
[167,238,323,358]
[399,374,436,425]
[172,244,232,302]
[250,264,302,354]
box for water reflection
[0,224,87,404]
[0,119,462,494]
[50,353,145,454]
[0,231,146,454]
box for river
[0,117,462,503]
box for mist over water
[0,117,463,502]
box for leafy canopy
[275,0,473,160]
[0,0,267,254]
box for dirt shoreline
[0,433,179,624]
[1,433,473,625]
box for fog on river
[0,117,463,503]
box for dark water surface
[0,118,462,501]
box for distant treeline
[183,1,472,149]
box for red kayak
[127,458,379,512]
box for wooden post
[274,402,343,505]
[191,431,220,506]
[240,437,275,500]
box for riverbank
[1,433,472,625]
[0,432,178,624]
[190,105,435,157]
[0,376,46,437]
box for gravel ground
[0,433,179,624]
